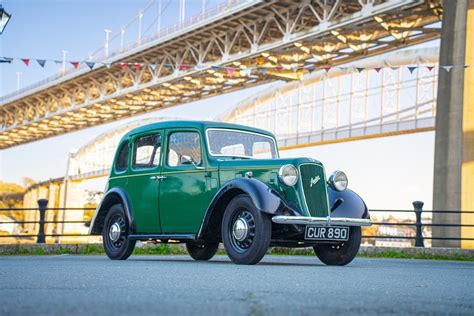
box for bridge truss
[0,0,442,149]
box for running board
[128,234,196,241]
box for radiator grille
[299,163,329,217]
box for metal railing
[0,199,473,245]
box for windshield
[206,129,278,159]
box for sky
[0,0,437,211]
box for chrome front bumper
[272,215,372,227]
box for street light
[0,5,12,34]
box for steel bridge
[0,0,442,149]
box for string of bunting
[0,56,469,75]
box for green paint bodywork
[105,121,331,235]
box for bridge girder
[0,0,442,149]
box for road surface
[0,255,473,315]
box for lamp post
[104,29,112,58]
[0,5,12,34]
[61,50,68,75]
[16,72,21,92]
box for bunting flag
[0,57,13,63]
[407,66,417,74]
[226,67,234,77]
[442,65,453,72]
[37,59,46,67]
[85,62,95,70]
[1,55,471,81]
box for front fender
[328,188,370,219]
[89,187,135,235]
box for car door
[127,130,163,233]
[159,129,211,234]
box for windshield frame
[205,128,279,159]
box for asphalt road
[0,255,473,316]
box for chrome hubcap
[109,222,121,242]
[232,217,249,241]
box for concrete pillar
[433,0,474,248]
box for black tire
[222,194,271,265]
[186,242,219,261]
[313,226,361,266]
[102,204,136,260]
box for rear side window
[115,141,129,172]
[133,134,161,169]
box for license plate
[305,226,349,241]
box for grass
[1,243,473,261]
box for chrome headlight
[328,170,348,191]
[278,164,298,186]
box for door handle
[150,175,167,181]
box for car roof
[123,120,276,139]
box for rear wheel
[313,226,361,266]
[222,194,271,265]
[102,204,136,260]
[186,242,219,261]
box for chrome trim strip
[272,215,372,227]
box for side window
[133,134,161,169]
[167,132,201,167]
[115,141,129,172]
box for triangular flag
[149,64,157,71]
[70,61,79,69]
[260,67,267,76]
[54,60,63,65]
[21,59,30,66]
[134,63,142,71]
[426,66,435,71]
[180,65,187,72]
[374,67,382,73]
[291,66,298,72]
[356,67,365,73]
[390,66,399,71]
[323,67,331,73]
[105,63,112,69]
[211,66,221,71]
[275,65,283,71]
[164,64,173,70]
[120,63,127,72]
[85,62,95,70]
[243,68,252,76]
[305,65,315,74]
[337,66,348,72]
[407,66,417,74]
[226,67,234,77]
[0,57,14,63]
[442,65,453,72]
[36,59,46,67]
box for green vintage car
[90,121,371,265]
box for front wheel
[102,204,136,260]
[313,226,361,266]
[222,194,271,265]
[186,242,219,261]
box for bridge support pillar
[433,0,474,248]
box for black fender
[197,177,285,241]
[89,187,135,235]
[328,188,370,219]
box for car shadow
[128,256,351,267]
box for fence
[1,199,473,246]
